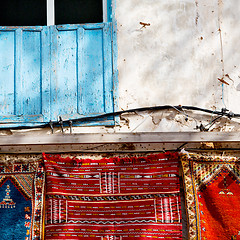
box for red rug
[182,155,240,240]
[43,152,182,239]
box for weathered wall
[117,0,240,109]
[114,0,240,132]
[1,0,240,136]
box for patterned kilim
[0,157,45,240]
[43,152,182,239]
[181,154,240,240]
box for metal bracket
[69,120,73,134]
[49,120,54,134]
[58,116,64,133]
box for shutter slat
[77,27,84,114]
[57,29,77,116]
[50,25,58,121]
[22,30,41,115]
[15,28,23,115]
[103,23,114,114]
[80,27,104,115]
[41,26,51,122]
[0,31,15,115]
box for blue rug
[0,159,45,240]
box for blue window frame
[0,0,116,128]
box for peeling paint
[119,143,136,150]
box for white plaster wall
[114,0,240,132]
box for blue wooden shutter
[50,23,114,125]
[0,26,50,127]
[0,23,114,127]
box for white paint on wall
[111,0,240,132]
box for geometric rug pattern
[43,152,182,239]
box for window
[0,0,116,128]
[0,0,47,26]
[55,0,103,25]
[0,0,108,26]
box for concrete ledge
[0,132,239,146]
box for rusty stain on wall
[195,0,199,25]
[217,0,226,86]
[225,74,233,83]
[139,22,151,29]
[218,77,229,85]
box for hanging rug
[0,156,45,240]
[43,152,182,239]
[181,154,240,240]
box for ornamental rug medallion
[0,156,45,240]
[181,155,240,240]
[43,152,182,239]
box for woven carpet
[181,154,240,240]
[0,156,45,240]
[43,152,182,239]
